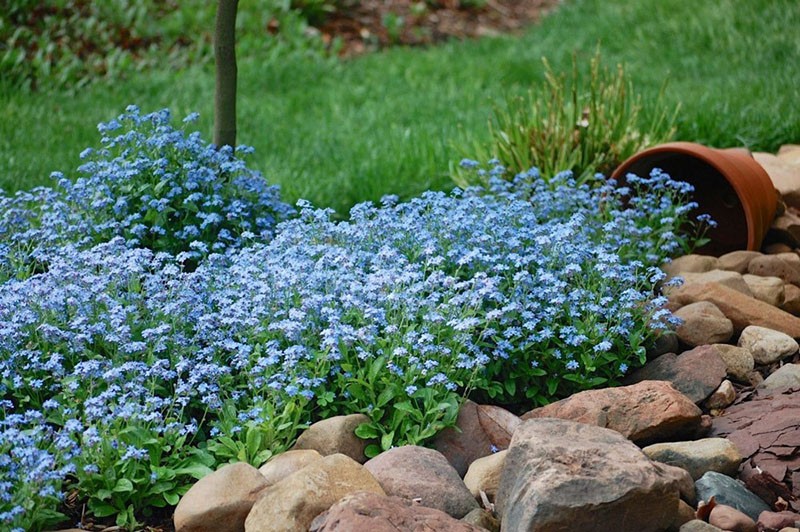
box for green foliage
[0,0,330,91]
[453,50,678,187]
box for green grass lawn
[1,0,798,215]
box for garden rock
[710,344,756,383]
[749,255,800,286]
[743,274,785,307]
[623,348,727,404]
[708,504,758,532]
[719,251,763,274]
[292,413,373,463]
[673,270,754,298]
[363,445,478,518]
[663,255,720,278]
[705,379,737,410]
[755,152,800,209]
[769,209,800,248]
[521,380,703,445]
[642,438,743,480]
[711,388,800,507]
[258,449,323,487]
[759,363,800,391]
[738,326,799,365]
[463,449,506,501]
[174,462,268,532]
[461,508,501,532]
[672,499,699,530]
[244,453,384,532]
[695,471,772,521]
[674,301,734,346]
[784,284,800,315]
[307,491,485,532]
[495,418,681,532]
[679,520,724,531]
[758,510,800,532]
[668,282,800,337]
[433,400,520,477]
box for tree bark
[214,0,238,149]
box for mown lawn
[1,0,798,215]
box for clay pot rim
[612,141,778,253]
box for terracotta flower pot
[611,142,779,256]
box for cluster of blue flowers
[0,109,705,530]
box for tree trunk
[214,0,238,149]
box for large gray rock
[521,380,703,445]
[695,471,771,522]
[433,400,520,477]
[738,325,799,365]
[759,363,800,391]
[308,492,484,532]
[292,413,373,463]
[244,453,384,532]
[495,418,681,532]
[623,347,728,404]
[364,445,478,518]
[642,438,743,480]
[174,462,268,532]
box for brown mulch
[310,0,563,57]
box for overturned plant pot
[612,142,779,256]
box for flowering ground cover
[0,107,709,530]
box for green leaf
[164,491,180,506]
[504,379,516,396]
[246,426,262,462]
[113,478,134,493]
[368,355,386,382]
[376,385,397,408]
[95,488,113,501]
[354,423,380,440]
[90,501,119,518]
[546,377,559,396]
[364,443,381,458]
[380,430,394,451]
[174,462,214,479]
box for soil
[310,0,563,57]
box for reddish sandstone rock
[495,418,681,532]
[708,504,757,532]
[623,347,728,404]
[432,400,520,477]
[308,492,484,532]
[363,445,478,518]
[521,380,702,445]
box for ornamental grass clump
[453,50,678,188]
[1,139,708,529]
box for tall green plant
[453,50,679,187]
